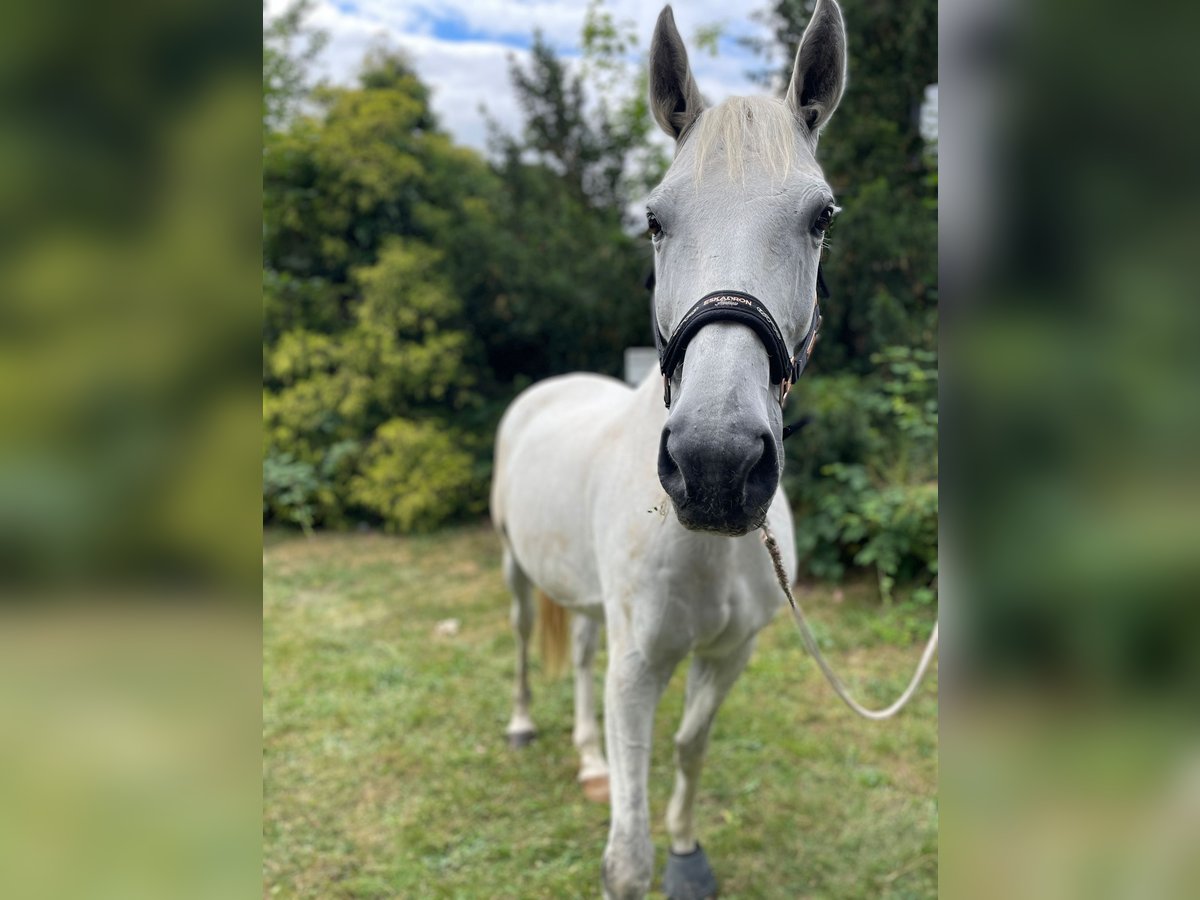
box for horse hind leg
[572,614,609,803]
[502,545,537,748]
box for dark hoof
[506,729,536,749]
[663,843,718,900]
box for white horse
[490,3,848,897]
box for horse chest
[628,554,770,660]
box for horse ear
[649,6,705,141]
[785,0,848,136]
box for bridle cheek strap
[654,290,823,437]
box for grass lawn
[263,524,937,898]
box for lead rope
[760,524,939,720]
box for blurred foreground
[0,607,260,899]
[0,0,261,897]
[941,0,1200,895]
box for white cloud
[290,0,789,152]
[393,37,531,152]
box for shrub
[262,238,482,531]
[349,418,475,532]
[810,464,938,602]
[786,347,938,600]
[262,451,320,535]
[262,440,360,533]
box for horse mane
[690,95,803,183]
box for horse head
[647,0,847,536]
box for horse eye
[647,213,662,238]
[813,205,836,235]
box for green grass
[264,524,937,898]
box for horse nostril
[657,427,686,499]
[744,434,778,507]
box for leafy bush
[263,451,320,534]
[262,238,479,531]
[262,441,359,533]
[786,347,938,600]
[349,418,476,532]
[807,464,937,602]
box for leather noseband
[652,278,824,434]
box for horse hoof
[663,843,718,900]
[581,775,610,804]
[506,729,536,749]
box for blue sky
[269,0,779,151]
[426,13,533,49]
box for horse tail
[537,590,569,679]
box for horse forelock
[687,96,809,184]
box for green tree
[471,25,654,384]
[264,49,446,334]
[491,31,634,211]
[264,239,478,527]
[579,0,670,204]
[260,11,673,535]
[490,3,668,216]
[263,0,328,136]
[263,47,498,343]
[263,45,492,530]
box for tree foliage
[263,47,487,529]
[350,418,475,533]
[490,17,664,214]
[262,0,327,135]
[262,13,650,532]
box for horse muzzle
[657,420,780,536]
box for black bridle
[650,268,827,440]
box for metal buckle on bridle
[780,304,823,406]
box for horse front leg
[662,639,755,900]
[601,634,674,900]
